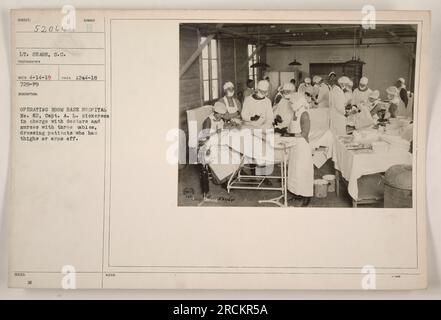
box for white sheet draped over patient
[201,129,289,181]
[200,107,335,182]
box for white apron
[223,96,238,114]
[395,96,409,118]
[352,87,372,106]
[329,86,347,136]
[273,98,294,130]
[344,90,353,106]
[287,107,314,197]
[316,84,330,108]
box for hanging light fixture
[288,29,302,66]
[288,59,302,66]
[250,27,270,69]
[250,61,270,68]
[345,27,365,65]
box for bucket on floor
[384,164,412,208]
[322,174,336,193]
[314,179,328,198]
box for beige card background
[6,9,429,290]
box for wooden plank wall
[179,27,259,130]
[219,38,235,86]
[218,38,250,100]
[179,26,202,131]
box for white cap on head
[359,77,368,85]
[223,81,234,90]
[338,76,350,85]
[369,90,380,100]
[257,80,270,91]
[313,75,322,83]
[304,77,311,84]
[386,86,399,96]
[282,82,295,92]
[398,77,405,84]
[328,71,336,77]
[213,102,227,114]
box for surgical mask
[359,85,366,90]
[226,90,234,98]
[282,91,291,99]
[257,90,267,98]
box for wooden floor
[178,160,383,208]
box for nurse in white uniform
[344,80,353,105]
[329,76,349,135]
[273,82,295,133]
[214,81,242,123]
[314,76,330,108]
[286,93,314,207]
[352,76,372,107]
[385,86,402,118]
[298,77,313,95]
[396,77,411,118]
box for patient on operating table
[200,103,227,142]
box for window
[248,44,258,87]
[200,36,219,103]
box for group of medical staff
[201,79,314,206]
[274,72,412,133]
[200,73,412,207]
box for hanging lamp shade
[344,57,366,65]
[288,59,302,66]
[345,27,365,65]
[250,27,270,69]
[250,61,270,68]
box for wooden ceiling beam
[198,24,292,46]
[388,30,416,59]
[199,24,255,41]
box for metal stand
[225,150,288,207]
[258,152,288,207]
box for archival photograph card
[8,9,429,289]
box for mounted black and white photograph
[6,9,431,292]
[178,22,417,208]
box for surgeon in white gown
[286,93,314,206]
[329,76,349,136]
[273,82,295,134]
[241,80,274,177]
[352,76,372,107]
